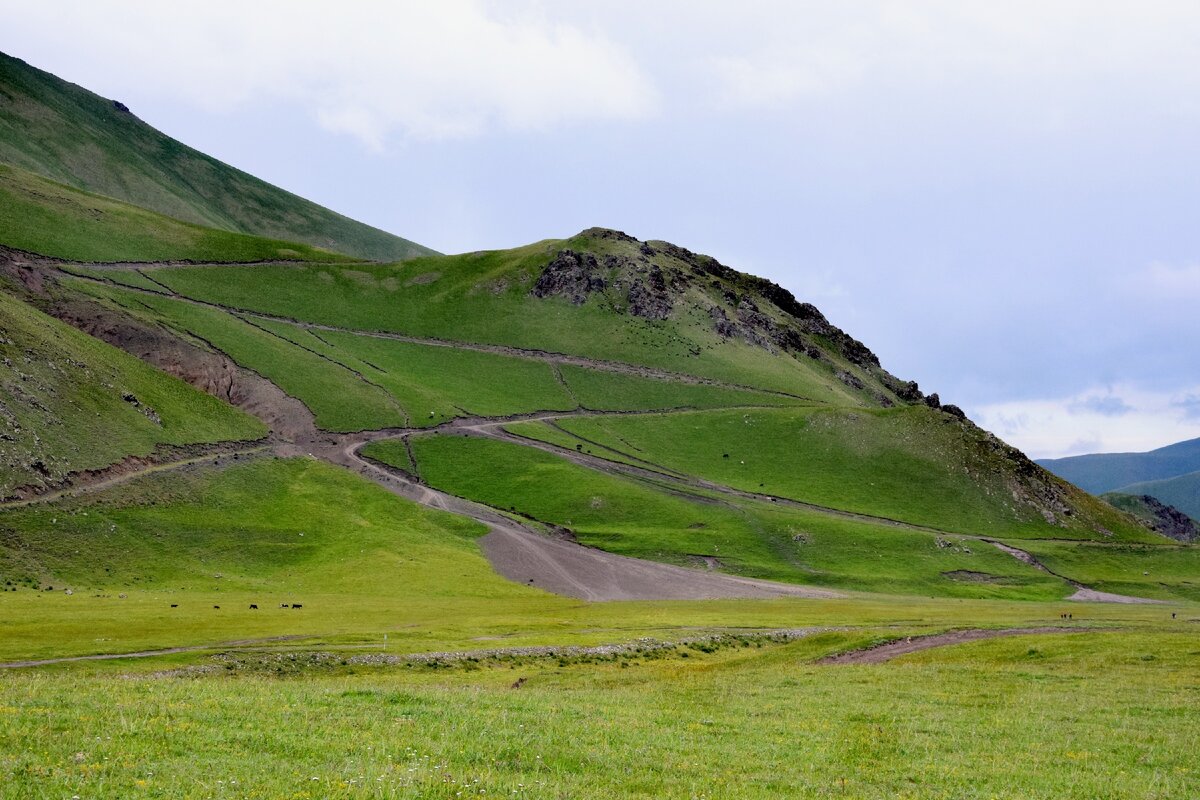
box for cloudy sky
[4,1,1199,458]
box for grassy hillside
[0,290,265,497]
[395,433,1072,599]
[0,457,509,599]
[0,163,350,262]
[1038,436,1200,493]
[0,51,433,261]
[1111,471,1200,522]
[132,228,919,401]
[544,407,1153,541]
[68,279,807,430]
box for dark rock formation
[531,250,606,305]
[837,371,865,390]
[941,404,967,421]
[627,269,673,320]
[1138,495,1200,542]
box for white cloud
[972,383,1200,459]
[710,46,866,109]
[1138,262,1200,301]
[1067,394,1134,417]
[0,0,656,147]
[700,0,1200,126]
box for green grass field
[559,364,804,411]
[6,453,1169,664]
[1,627,1197,799]
[0,454,1194,799]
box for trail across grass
[1,629,1197,799]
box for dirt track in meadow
[818,626,1090,665]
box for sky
[3,0,1199,459]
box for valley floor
[1,624,1198,799]
[2,253,1198,799]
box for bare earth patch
[819,627,1088,665]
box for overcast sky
[4,1,1200,458]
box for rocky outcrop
[837,371,865,390]
[1136,495,1200,542]
[531,250,607,305]
[941,404,967,421]
[626,266,673,320]
[527,229,947,410]
[1101,493,1200,543]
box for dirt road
[819,626,1090,665]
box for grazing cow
[213,605,220,609]
[170,604,178,608]
[292,604,303,609]
[280,603,289,608]
[249,604,258,609]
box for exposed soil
[818,626,1088,665]
[478,524,839,601]
[0,635,308,669]
[50,297,319,442]
[2,627,841,672]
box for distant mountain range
[1038,437,1200,524]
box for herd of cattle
[167,603,304,609]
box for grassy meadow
[1,627,1197,799]
[0,436,1195,800]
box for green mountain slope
[523,406,1153,541]
[1038,437,1200,494]
[0,162,350,262]
[46,225,1157,552]
[1110,471,1200,524]
[0,51,433,261]
[1101,491,1200,542]
[0,49,1174,601]
[0,288,265,498]
[127,228,927,403]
